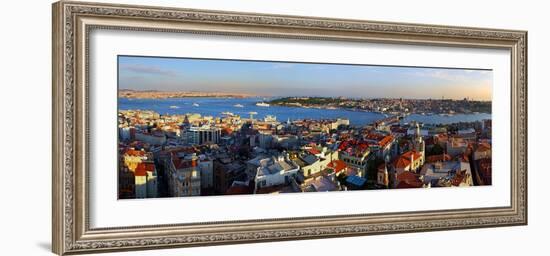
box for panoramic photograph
[117,55,493,199]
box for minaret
[183,115,190,126]
[413,122,425,164]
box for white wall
[0,0,547,255]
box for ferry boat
[169,105,179,109]
[233,104,244,108]
[256,102,270,107]
[192,103,200,107]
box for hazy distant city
[117,56,492,199]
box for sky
[118,55,493,100]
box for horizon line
[118,90,492,102]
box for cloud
[120,64,178,77]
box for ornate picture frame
[52,1,527,255]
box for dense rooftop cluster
[118,104,492,199]
[269,97,491,115]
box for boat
[255,102,270,107]
[169,105,179,109]
[221,112,234,116]
[192,103,200,107]
[233,104,244,108]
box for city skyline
[119,56,493,101]
[117,56,492,200]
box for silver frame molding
[52,1,527,255]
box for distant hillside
[118,89,256,99]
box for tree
[427,143,444,156]
[337,172,347,185]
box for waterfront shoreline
[268,96,491,116]
[118,97,491,127]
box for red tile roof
[327,159,347,173]
[125,149,145,157]
[144,163,155,171]
[426,154,451,163]
[308,148,321,155]
[394,151,422,168]
[338,140,370,157]
[395,157,411,169]
[222,127,233,135]
[378,135,394,148]
[135,162,154,176]
[403,150,422,160]
[365,133,385,140]
[364,133,394,148]
[396,171,423,188]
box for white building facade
[254,154,300,191]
